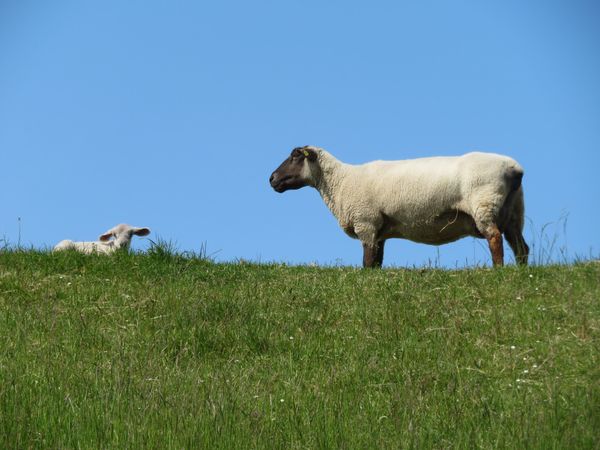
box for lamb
[54,224,151,254]
[269,146,529,268]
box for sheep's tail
[499,163,525,231]
[505,162,524,193]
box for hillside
[0,251,598,448]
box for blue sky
[1,0,599,267]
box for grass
[0,249,598,449]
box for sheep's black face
[270,146,318,193]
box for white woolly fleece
[304,147,524,246]
[54,223,150,254]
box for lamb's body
[270,146,529,267]
[54,240,125,254]
[54,224,151,255]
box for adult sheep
[269,146,529,268]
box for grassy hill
[0,250,598,449]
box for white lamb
[54,224,151,254]
[269,146,529,267]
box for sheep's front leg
[362,240,385,268]
[376,240,385,266]
[356,222,385,268]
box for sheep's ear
[133,227,151,237]
[303,148,318,162]
[99,232,113,241]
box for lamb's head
[270,146,320,193]
[98,223,151,250]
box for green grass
[0,250,598,449]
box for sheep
[54,224,151,254]
[269,146,529,268]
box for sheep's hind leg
[505,229,528,265]
[503,188,529,265]
[505,226,529,265]
[473,200,505,267]
[362,241,384,268]
[482,224,504,267]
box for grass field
[0,249,598,448]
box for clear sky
[1,0,599,267]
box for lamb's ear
[99,232,114,241]
[133,227,151,237]
[303,148,318,162]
